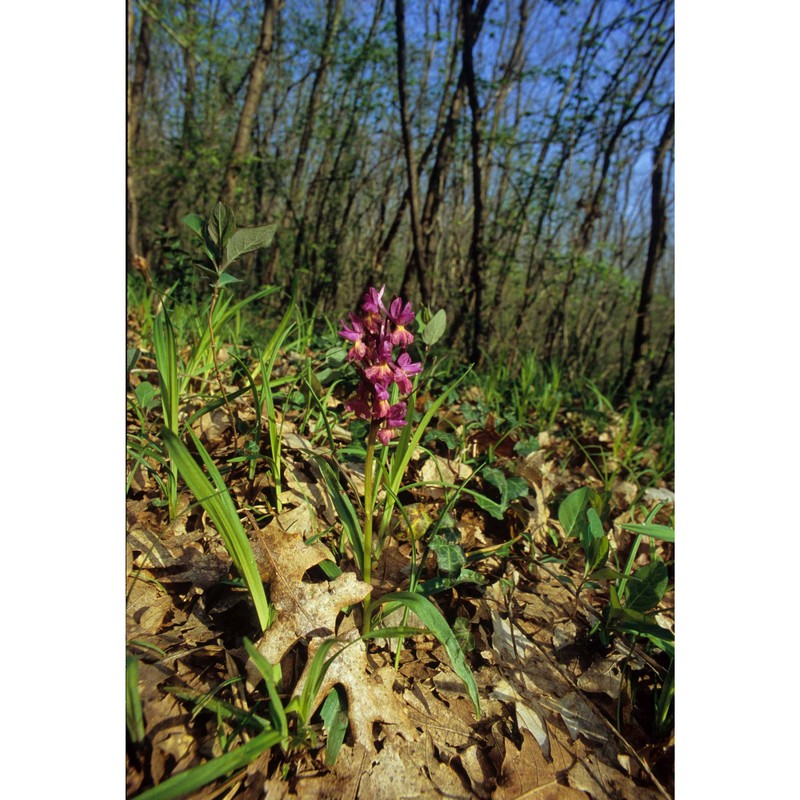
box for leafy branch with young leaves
[182,202,277,436]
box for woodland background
[127,0,674,400]
[3,2,799,798]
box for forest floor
[126,332,674,800]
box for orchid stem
[362,421,379,635]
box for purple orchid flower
[360,285,386,333]
[338,285,422,446]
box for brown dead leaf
[283,464,337,524]
[576,656,624,701]
[567,753,665,800]
[493,730,588,800]
[191,406,232,443]
[417,454,473,499]
[610,477,639,508]
[294,624,418,751]
[127,526,230,590]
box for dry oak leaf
[246,521,369,686]
[293,624,418,751]
[247,520,418,751]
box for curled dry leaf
[283,464,337,525]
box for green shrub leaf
[558,487,593,538]
[224,224,278,266]
[207,201,236,248]
[623,559,669,612]
[421,308,446,346]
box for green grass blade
[243,637,287,740]
[161,428,273,632]
[373,591,481,718]
[153,307,179,434]
[288,638,342,727]
[618,521,675,543]
[311,455,364,574]
[153,306,180,518]
[319,686,348,766]
[126,656,146,744]
[164,686,272,731]
[260,319,297,512]
[133,728,282,800]
[181,286,279,392]
[251,282,297,380]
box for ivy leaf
[452,616,475,654]
[134,381,157,410]
[418,568,484,596]
[469,491,505,520]
[505,475,529,502]
[483,466,507,499]
[429,533,466,577]
[424,429,458,452]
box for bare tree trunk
[265,0,343,293]
[164,1,198,232]
[621,103,674,396]
[220,0,277,206]
[541,3,673,364]
[460,0,492,363]
[127,0,154,268]
[648,322,674,393]
[394,0,431,305]
[507,0,602,339]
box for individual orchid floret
[377,401,408,445]
[387,296,416,347]
[363,337,396,387]
[361,285,386,333]
[371,382,391,420]
[391,351,422,395]
[344,380,372,419]
[338,312,367,362]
